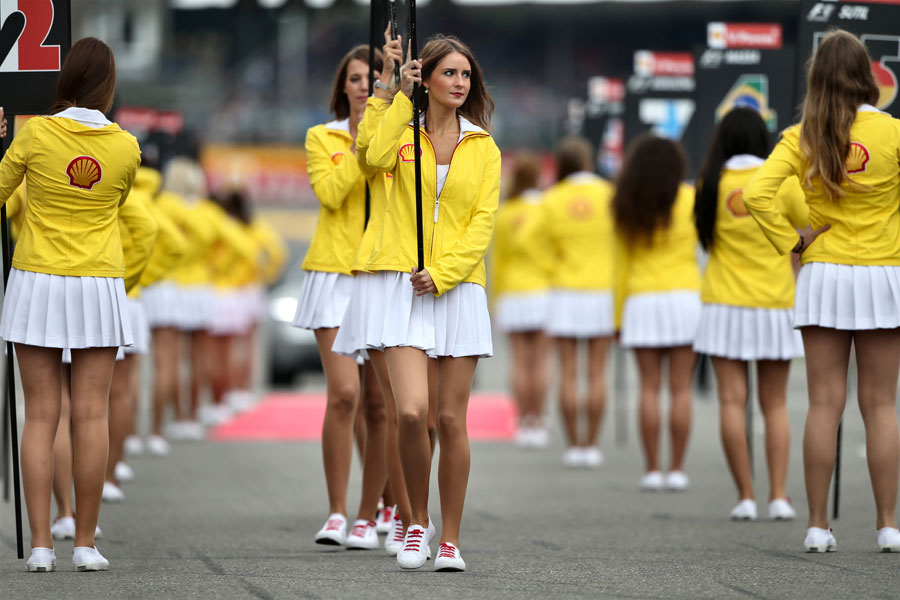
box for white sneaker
[582,447,604,469]
[397,523,434,569]
[182,421,206,441]
[730,499,758,521]
[114,462,134,483]
[51,517,76,540]
[123,436,143,456]
[530,427,549,448]
[101,482,125,503]
[515,428,532,448]
[805,527,837,553]
[640,471,664,491]
[877,527,900,552]
[376,505,395,534]
[73,546,109,571]
[768,498,796,521]
[434,542,466,572]
[385,515,405,556]
[665,471,689,491]
[26,547,56,572]
[200,404,233,427]
[315,513,347,546]
[346,519,379,550]
[562,447,584,468]
[227,390,256,413]
[146,435,170,456]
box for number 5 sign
[0,0,71,114]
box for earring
[424,88,428,94]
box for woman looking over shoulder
[743,29,900,553]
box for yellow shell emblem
[398,143,421,163]
[726,189,750,217]
[846,142,869,174]
[66,156,103,190]
[331,152,344,166]
[567,196,594,220]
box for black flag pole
[389,0,401,87]
[364,0,379,229]
[0,114,25,559]
[409,0,424,271]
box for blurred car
[264,272,322,386]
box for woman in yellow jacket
[348,35,500,572]
[0,39,141,571]
[693,108,807,522]
[538,138,616,468]
[744,30,900,553]
[292,45,383,547]
[613,135,700,493]
[490,153,551,449]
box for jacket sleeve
[305,126,362,211]
[0,118,34,206]
[743,129,804,254]
[488,209,509,304]
[357,98,392,179]
[429,144,501,296]
[366,92,414,172]
[139,202,188,288]
[777,176,810,231]
[119,192,159,292]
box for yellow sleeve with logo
[119,192,159,292]
[306,126,362,211]
[743,131,803,254]
[357,97,391,179]
[429,145,501,296]
[366,92,414,173]
[0,118,32,206]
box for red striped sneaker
[315,513,347,546]
[376,505,394,534]
[434,542,466,572]
[346,519,378,550]
[385,514,405,556]
[397,523,434,569]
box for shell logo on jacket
[66,155,103,190]
[567,196,595,220]
[331,152,344,166]
[847,142,869,174]
[726,189,749,217]
[398,143,421,162]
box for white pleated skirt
[545,289,615,338]
[0,268,133,349]
[336,270,492,359]
[621,290,701,348]
[795,262,900,330]
[332,272,377,361]
[141,281,183,329]
[176,285,216,332]
[693,303,804,361]
[124,298,150,355]
[292,270,355,330]
[210,289,250,337]
[495,292,549,333]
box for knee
[398,406,427,432]
[437,410,466,438]
[328,384,359,418]
[364,396,387,427]
[70,402,106,426]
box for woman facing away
[0,38,143,571]
[744,29,900,553]
[613,135,701,492]
[693,107,808,521]
[351,34,500,571]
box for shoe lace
[438,543,456,558]
[403,529,424,552]
[325,519,343,531]
[381,507,393,522]
[350,523,368,537]
[392,522,405,542]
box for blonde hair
[163,157,207,201]
[799,29,879,200]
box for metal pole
[409,0,423,271]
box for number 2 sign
[0,0,70,114]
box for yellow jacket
[132,169,188,289]
[249,217,289,285]
[301,119,366,275]
[157,193,218,286]
[701,156,808,309]
[0,115,141,277]
[615,183,701,324]
[364,93,502,295]
[490,190,550,298]
[353,97,394,272]
[6,182,26,240]
[536,172,616,291]
[744,106,900,265]
[119,188,159,294]
[207,205,260,289]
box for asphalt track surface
[2,351,900,599]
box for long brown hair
[416,35,494,130]
[555,136,594,182]
[799,29,879,200]
[50,37,116,114]
[329,45,384,120]
[613,134,686,246]
[506,153,540,199]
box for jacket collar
[859,103,887,114]
[565,171,601,184]
[53,107,113,129]
[724,154,765,170]
[324,118,352,139]
[409,113,488,142]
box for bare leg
[188,330,211,421]
[556,337,579,446]
[667,346,695,472]
[151,327,179,436]
[106,356,138,483]
[356,361,388,521]
[208,334,233,407]
[436,356,478,546]
[371,350,412,527]
[427,357,438,452]
[385,346,432,527]
[801,326,851,529]
[756,360,791,502]
[508,332,530,426]
[69,347,118,548]
[523,331,550,425]
[854,329,900,530]
[585,337,611,446]
[712,357,753,500]
[18,344,64,549]
[635,348,663,472]
[314,328,361,517]
[52,365,73,519]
